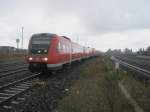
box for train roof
[31,33,71,41]
[32,33,57,37]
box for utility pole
[21,27,24,49]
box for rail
[0,73,41,106]
[111,56,150,79]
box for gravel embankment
[14,58,98,112]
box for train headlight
[44,57,48,61]
[29,57,33,61]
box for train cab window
[30,36,51,54]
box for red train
[27,33,98,72]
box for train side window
[67,46,69,53]
[63,45,65,53]
[72,48,74,53]
[57,42,61,53]
[66,46,68,53]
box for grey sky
[0,0,150,51]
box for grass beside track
[56,57,134,112]
[0,54,26,63]
[120,70,150,112]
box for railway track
[0,72,41,110]
[0,60,27,70]
[0,68,28,78]
[0,61,42,110]
[0,63,30,88]
[0,64,27,74]
[114,55,150,71]
[112,56,150,79]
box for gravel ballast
[14,59,97,112]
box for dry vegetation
[0,53,26,62]
[55,57,134,112]
[121,71,150,112]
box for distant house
[0,46,16,55]
[143,46,150,56]
[144,50,150,56]
[0,46,27,55]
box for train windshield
[30,36,51,54]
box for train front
[27,33,55,72]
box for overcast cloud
[0,0,150,51]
